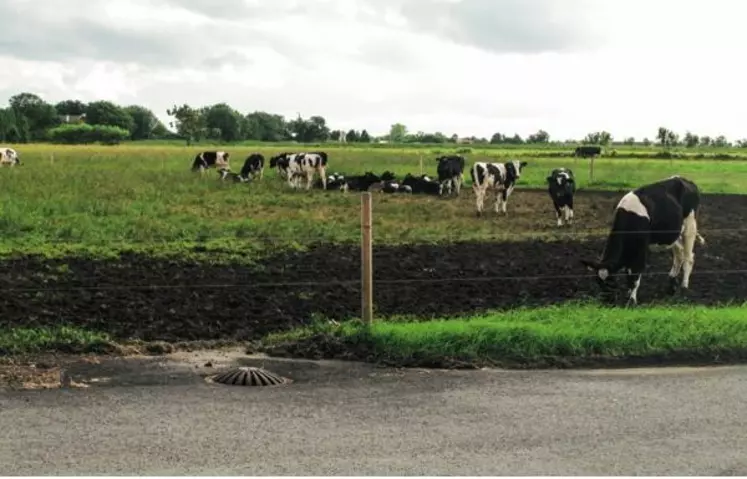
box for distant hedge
[48,123,130,145]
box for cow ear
[546,176,553,183]
[520,161,528,168]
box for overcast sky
[0,0,744,140]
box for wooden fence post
[589,156,595,184]
[419,155,424,175]
[361,192,374,324]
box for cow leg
[680,212,698,289]
[474,185,486,216]
[500,189,509,215]
[625,270,643,307]
[555,204,563,227]
[259,167,264,181]
[566,198,574,225]
[668,240,685,294]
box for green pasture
[1,143,747,258]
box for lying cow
[402,174,441,195]
[470,160,528,216]
[0,147,20,167]
[192,151,229,173]
[315,172,349,192]
[580,175,707,306]
[547,168,576,227]
[218,167,250,183]
[436,155,465,196]
[345,171,396,192]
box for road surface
[1,352,746,475]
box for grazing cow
[269,152,293,179]
[547,168,576,227]
[192,151,229,173]
[580,176,707,306]
[470,160,528,216]
[283,152,328,190]
[402,174,441,195]
[435,155,466,196]
[240,153,265,180]
[574,145,602,158]
[0,147,20,167]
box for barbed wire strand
[4,268,747,294]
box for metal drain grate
[210,367,290,387]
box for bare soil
[1,190,746,342]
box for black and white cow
[283,152,328,190]
[402,174,441,195]
[470,160,528,216]
[269,152,293,180]
[574,145,602,158]
[239,153,265,181]
[580,176,707,306]
[191,151,229,173]
[0,147,20,167]
[435,155,466,196]
[345,171,396,192]
[547,168,576,227]
[218,167,250,183]
[314,172,349,192]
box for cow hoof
[668,277,679,295]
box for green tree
[683,131,699,148]
[85,100,134,132]
[346,129,360,142]
[623,137,635,145]
[527,129,550,143]
[124,105,163,140]
[9,92,59,141]
[288,115,329,142]
[167,104,205,145]
[583,131,612,146]
[490,132,505,144]
[55,100,87,116]
[201,103,243,142]
[243,111,288,141]
[700,136,712,147]
[713,135,729,147]
[389,123,408,142]
[359,129,371,143]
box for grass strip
[258,303,747,369]
[0,326,115,356]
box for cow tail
[696,234,706,246]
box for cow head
[580,259,618,291]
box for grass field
[2,143,747,257]
[2,142,747,367]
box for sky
[0,0,745,141]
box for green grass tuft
[0,326,114,356]
[259,303,747,368]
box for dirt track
[1,190,747,342]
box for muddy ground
[1,190,746,342]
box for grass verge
[0,326,117,356]
[256,303,747,369]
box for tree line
[0,91,744,148]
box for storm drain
[210,367,290,387]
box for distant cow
[239,153,265,181]
[470,160,528,216]
[402,174,441,195]
[580,175,707,306]
[0,147,20,167]
[282,152,328,190]
[574,145,602,158]
[192,151,229,173]
[269,152,293,180]
[435,155,466,196]
[547,168,576,227]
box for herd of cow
[191,149,709,306]
[0,145,709,307]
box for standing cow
[547,168,576,227]
[0,147,20,167]
[435,155,466,196]
[470,160,528,216]
[192,151,230,173]
[273,152,328,190]
[239,153,265,181]
[580,175,706,306]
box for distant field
[2,143,747,257]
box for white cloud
[0,0,745,140]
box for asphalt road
[1,353,747,475]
